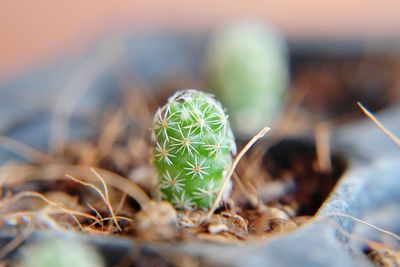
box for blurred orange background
[1,1,400,80]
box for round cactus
[152,89,236,210]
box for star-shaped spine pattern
[152,90,235,210]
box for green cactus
[206,21,289,137]
[152,89,236,210]
[18,238,104,267]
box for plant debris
[3,85,398,267]
[0,89,313,245]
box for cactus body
[152,90,236,210]
[19,238,104,267]
[207,21,289,137]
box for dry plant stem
[115,191,127,215]
[0,135,53,164]
[87,203,104,228]
[91,168,121,231]
[315,122,332,173]
[85,216,133,229]
[3,210,90,231]
[207,127,271,219]
[320,217,396,254]
[318,216,400,263]
[0,191,98,224]
[316,212,400,241]
[357,102,400,146]
[41,204,84,230]
[0,227,33,260]
[65,166,150,207]
[38,212,67,230]
[2,210,132,233]
[66,169,121,232]
[0,164,150,207]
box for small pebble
[208,223,229,234]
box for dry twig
[66,168,122,232]
[0,191,97,228]
[0,164,150,207]
[315,122,332,173]
[357,102,400,146]
[0,135,53,164]
[0,227,33,260]
[207,127,270,219]
[316,212,400,241]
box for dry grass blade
[115,191,127,215]
[0,135,53,164]
[357,102,400,146]
[85,216,133,229]
[315,122,332,173]
[68,166,150,206]
[32,211,66,230]
[317,213,400,265]
[0,227,33,260]
[2,210,97,222]
[0,164,152,207]
[319,216,396,255]
[1,210,99,231]
[87,203,104,228]
[0,191,98,224]
[91,167,122,232]
[0,164,150,216]
[66,170,122,232]
[317,212,400,241]
[207,127,271,219]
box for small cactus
[206,21,289,137]
[18,238,105,267]
[152,89,236,210]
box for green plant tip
[152,89,236,210]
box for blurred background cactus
[206,21,289,137]
[152,90,236,210]
[17,238,104,267]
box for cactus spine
[152,90,236,210]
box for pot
[0,32,399,267]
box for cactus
[206,21,289,137]
[152,89,236,210]
[18,238,104,267]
